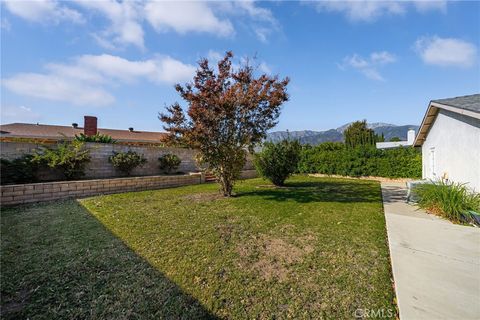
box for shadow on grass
[0,200,218,320]
[381,185,407,204]
[237,179,381,203]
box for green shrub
[74,133,116,143]
[297,143,421,178]
[255,140,301,186]
[32,141,91,180]
[298,143,345,175]
[0,155,38,185]
[413,181,480,223]
[158,154,181,173]
[376,147,422,178]
[109,151,147,176]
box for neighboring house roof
[0,123,167,143]
[414,94,480,147]
[376,141,412,149]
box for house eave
[413,101,480,147]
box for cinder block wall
[1,141,255,181]
[84,143,199,178]
[1,173,203,206]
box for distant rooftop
[432,94,480,114]
[0,123,167,144]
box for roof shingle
[432,93,480,114]
[0,123,167,143]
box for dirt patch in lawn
[237,233,317,282]
[215,216,244,244]
[183,192,224,203]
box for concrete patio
[381,182,480,320]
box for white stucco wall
[422,109,480,192]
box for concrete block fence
[1,170,259,206]
[1,173,204,206]
[0,141,199,181]
[0,141,255,181]
[0,140,259,206]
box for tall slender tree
[159,51,289,196]
[344,120,377,148]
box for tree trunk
[219,173,234,197]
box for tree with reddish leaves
[160,51,289,196]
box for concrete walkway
[381,182,480,320]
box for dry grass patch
[237,233,317,282]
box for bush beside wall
[298,143,421,178]
[0,155,38,185]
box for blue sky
[1,1,479,132]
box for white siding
[422,109,480,192]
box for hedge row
[297,142,421,178]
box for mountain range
[266,122,419,145]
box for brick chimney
[84,116,97,136]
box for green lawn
[1,176,396,319]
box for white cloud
[155,57,197,84]
[207,50,225,63]
[74,54,196,84]
[206,50,273,75]
[340,51,396,81]
[75,0,276,48]
[254,27,271,43]
[74,0,144,49]
[2,73,115,106]
[414,0,447,13]
[1,105,41,123]
[233,0,277,25]
[258,62,272,74]
[3,1,278,48]
[361,68,384,81]
[218,1,278,42]
[312,1,404,22]
[144,1,234,37]
[3,0,84,24]
[310,0,446,22]
[344,54,369,69]
[370,51,397,65]
[414,36,477,67]
[2,54,196,107]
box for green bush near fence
[298,143,421,178]
[158,154,181,174]
[0,155,38,185]
[109,151,147,176]
[31,140,91,180]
